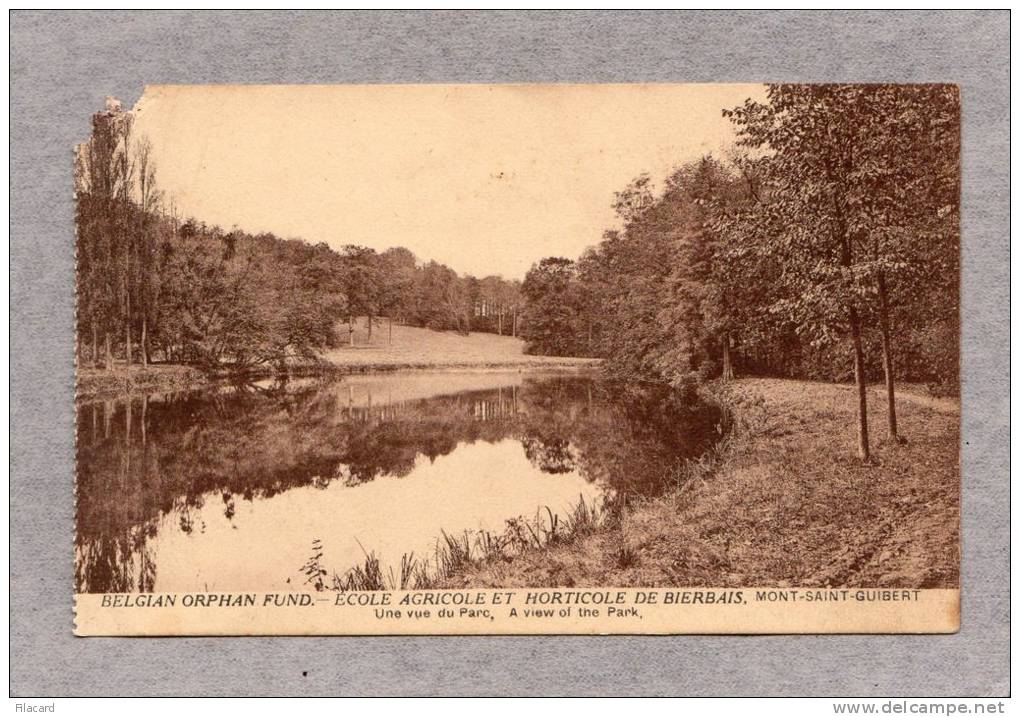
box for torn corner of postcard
[73,83,961,636]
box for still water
[75,371,724,593]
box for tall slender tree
[725,85,883,459]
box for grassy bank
[431,378,959,589]
[77,321,599,400]
[322,320,599,370]
[76,364,209,400]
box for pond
[75,370,726,593]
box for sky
[131,84,766,279]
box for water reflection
[75,371,724,593]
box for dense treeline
[75,101,522,373]
[520,84,960,460]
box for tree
[511,87,957,459]
[498,279,523,338]
[520,258,587,357]
[415,261,470,333]
[589,175,702,384]
[378,247,418,341]
[659,156,751,382]
[725,84,960,453]
[473,275,515,335]
[611,172,655,223]
[338,245,382,344]
[133,136,162,367]
[75,98,136,369]
[840,84,960,439]
[723,86,876,458]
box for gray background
[10,10,1009,696]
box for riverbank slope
[439,378,960,589]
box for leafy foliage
[519,85,959,456]
[75,102,526,373]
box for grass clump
[303,492,615,591]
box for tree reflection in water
[75,373,723,593]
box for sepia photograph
[72,83,960,635]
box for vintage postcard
[73,84,960,635]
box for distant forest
[75,102,522,372]
[518,84,959,460]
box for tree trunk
[388,316,393,345]
[849,305,870,462]
[105,332,113,369]
[348,318,355,347]
[367,314,373,341]
[125,322,132,366]
[124,249,132,364]
[877,271,899,442]
[835,204,869,461]
[125,397,132,445]
[141,317,148,368]
[721,332,734,381]
[91,324,99,369]
[512,307,518,337]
